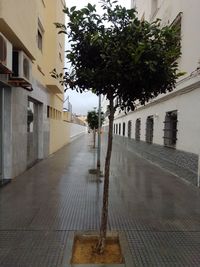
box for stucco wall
[134,0,200,77]
[113,83,200,155]
[70,124,87,141]
[49,119,70,154]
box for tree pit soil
[71,235,124,264]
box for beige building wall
[49,119,70,154]
[0,0,70,178]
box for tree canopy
[87,110,103,130]
[53,0,181,111]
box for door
[0,88,2,180]
[27,98,39,168]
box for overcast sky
[65,0,131,115]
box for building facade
[102,0,200,186]
[0,0,71,184]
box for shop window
[163,110,178,148]
[135,118,141,141]
[146,116,154,144]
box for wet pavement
[1,134,200,266]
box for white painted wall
[134,0,200,76]
[70,123,87,141]
[102,0,200,156]
[114,77,200,154]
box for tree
[52,0,182,254]
[87,110,103,148]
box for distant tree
[87,110,104,148]
[52,0,182,254]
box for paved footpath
[1,134,200,266]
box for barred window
[116,124,118,135]
[163,110,178,148]
[128,120,132,139]
[119,123,121,135]
[122,122,126,136]
[146,116,154,144]
[135,118,141,141]
[47,105,50,118]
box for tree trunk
[93,129,96,148]
[95,97,114,254]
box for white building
[102,0,200,186]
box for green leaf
[70,6,76,12]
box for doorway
[27,98,39,168]
[0,88,2,181]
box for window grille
[122,122,126,136]
[47,105,50,118]
[128,120,132,138]
[163,110,178,148]
[135,118,141,141]
[146,116,154,144]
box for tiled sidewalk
[0,134,200,266]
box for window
[27,101,34,132]
[37,19,44,51]
[122,122,126,136]
[146,116,154,144]
[171,12,182,59]
[131,0,136,8]
[41,0,45,7]
[116,124,118,135]
[37,30,42,51]
[151,0,158,17]
[114,124,115,134]
[47,105,50,118]
[119,123,121,135]
[128,120,132,138]
[163,110,178,148]
[141,12,145,22]
[59,52,62,62]
[135,119,141,141]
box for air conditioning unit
[0,32,12,73]
[12,50,32,84]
